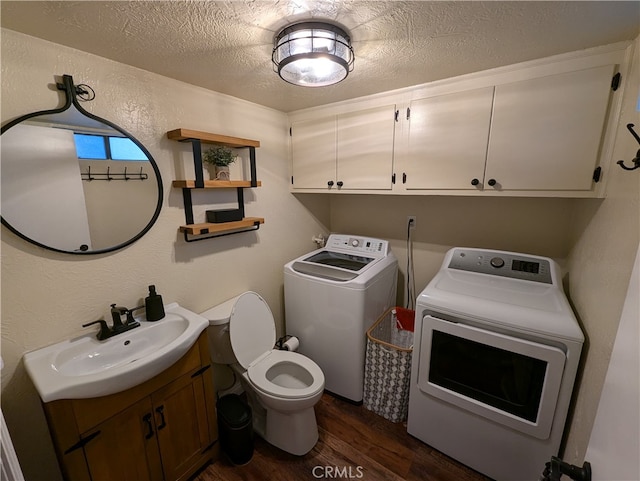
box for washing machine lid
[229,292,276,369]
[289,234,394,282]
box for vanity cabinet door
[83,397,163,481]
[404,87,494,190]
[152,369,213,481]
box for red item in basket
[395,307,415,332]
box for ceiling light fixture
[272,22,354,87]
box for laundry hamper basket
[363,307,414,423]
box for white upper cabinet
[288,42,630,197]
[290,116,336,189]
[484,65,615,192]
[404,87,494,190]
[336,105,396,190]
[291,104,397,191]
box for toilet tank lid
[200,294,242,326]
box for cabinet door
[152,370,213,481]
[485,64,615,191]
[404,87,494,190]
[336,104,397,190]
[291,116,337,189]
[83,398,163,481]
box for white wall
[0,29,330,481]
[586,244,639,481]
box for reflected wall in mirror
[1,75,163,254]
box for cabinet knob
[327,181,334,187]
[471,178,480,186]
[337,181,344,187]
[487,179,497,187]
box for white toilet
[201,291,325,456]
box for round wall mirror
[1,75,163,254]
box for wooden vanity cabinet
[42,333,218,481]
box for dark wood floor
[195,393,491,481]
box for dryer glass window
[303,252,374,271]
[429,330,546,422]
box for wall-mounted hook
[616,123,640,171]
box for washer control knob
[490,257,505,268]
[351,239,359,247]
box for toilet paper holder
[276,335,299,351]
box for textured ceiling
[1,1,639,112]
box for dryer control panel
[448,248,553,284]
[326,234,389,257]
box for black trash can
[216,394,253,465]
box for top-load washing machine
[284,234,397,402]
[407,247,584,481]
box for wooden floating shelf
[179,217,265,236]
[167,129,260,148]
[172,180,262,189]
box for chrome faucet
[82,304,141,340]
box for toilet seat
[247,350,324,400]
[228,292,276,369]
[228,292,324,399]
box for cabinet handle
[327,181,334,187]
[63,431,101,454]
[143,413,154,439]
[155,406,167,430]
[336,181,344,188]
[191,364,211,378]
[487,178,497,187]
[471,178,480,186]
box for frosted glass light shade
[272,22,354,87]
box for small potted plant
[202,146,237,180]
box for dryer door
[417,314,566,440]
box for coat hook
[616,123,640,171]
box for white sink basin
[24,303,209,402]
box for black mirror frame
[1,74,163,255]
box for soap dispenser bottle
[145,285,165,321]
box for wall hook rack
[616,123,640,171]
[81,165,148,181]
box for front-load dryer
[284,234,398,402]
[407,247,584,481]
